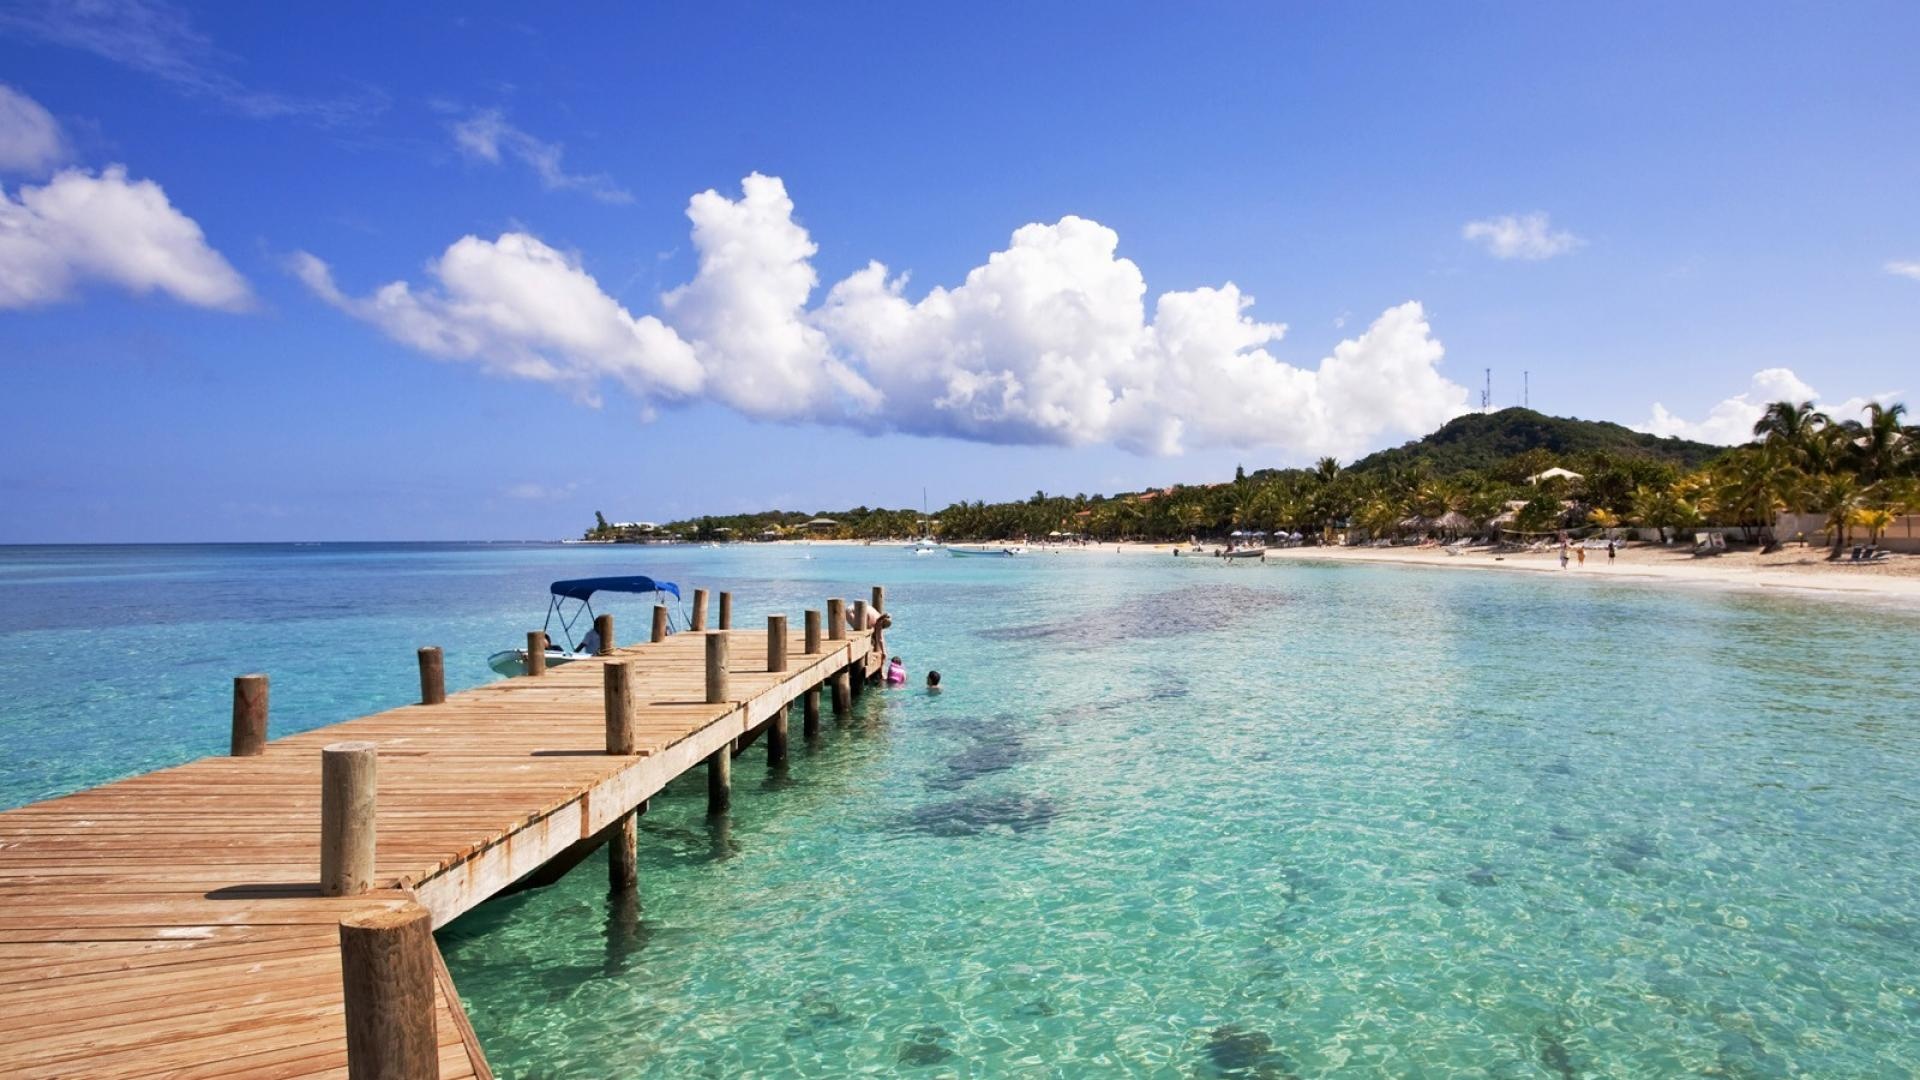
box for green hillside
[1350,408,1727,475]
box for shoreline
[793,537,1920,607]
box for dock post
[526,631,547,676]
[804,609,821,654]
[767,615,789,766]
[320,742,377,897]
[804,684,821,738]
[595,613,615,655]
[849,601,869,697]
[652,604,669,643]
[719,591,732,630]
[338,902,437,1080]
[691,589,709,631]
[604,662,636,754]
[603,660,641,888]
[705,630,731,704]
[230,674,268,757]
[706,631,732,813]
[826,598,850,716]
[871,584,886,615]
[706,748,731,816]
[416,648,445,706]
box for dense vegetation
[586,404,1917,553]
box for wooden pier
[0,593,885,1078]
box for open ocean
[3,542,1919,1076]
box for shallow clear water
[4,544,1919,1076]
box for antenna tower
[1523,370,1529,409]
[1481,368,1491,413]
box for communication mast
[1481,368,1491,413]
[1523,370,1529,409]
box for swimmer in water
[926,670,942,693]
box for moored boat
[488,575,683,676]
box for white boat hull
[488,648,589,677]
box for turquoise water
[4,545,1920,1076]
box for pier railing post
[826,599,845,642]
[605,659,640,891]
[849,601,870,697]
[338,901,437,1080]
[416,648,445,706]
[320,741,377,897]
[652,604,669,643]
[526,631,547,676]
[230,674,268,757]
[871,585,886,615]
[691,589,709,631]
[719,591,732,630]
[604,662,636,755]
[594,613,615,655]
[706,630,732,813]
[767,615,789,766]
[804,609,821,654]
[705,631,730,704]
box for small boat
[488,575,683,677]
[1221,547,1267,560]
[947,545,1025,558]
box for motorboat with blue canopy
[488,575,684,676]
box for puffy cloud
[1639,368,1905,445]
[451,109,630,205]
[0,165,249,309]
[0,83,65,173]
[1886,260,1920,281]
[1462,212,1583,260]
[291,234,701,406]
[301,173,1470,457]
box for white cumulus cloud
[451,109,630,205]
[1463,212,1583,260]
[299,173,1470,458]
[0,83,66,173]
[1886,260,1920,281]
[1639,368,1904,445]
[0,164,250,309]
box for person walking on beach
[1559,541,1570,569]
[1607,540,1617,564]
[1577,545,1586,567]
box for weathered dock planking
[0,601,882,1078]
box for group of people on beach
[1559,538,1618,569]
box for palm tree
[1752,400,1829,463]
[1809,473,1863,559]
[1853,402,1910,481]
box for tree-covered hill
[1351,408,1725,476]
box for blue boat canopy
[549,576,681,602]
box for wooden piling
[594,613,615,656]
[338,902,437,1080]
[525,631,547,676]
[803,686,821,738]
[652,604,669,643]
[603,661,636,754]
[831,670,851,716]
[707,747,731,815]
[767,615,788,674]
[767,615,789,765]
[804,609,821,654]
[827,598,846,641]
[718,591,732,630]
[230,674,268,757]
[705,631,730,704]
[320,742,377,898]
[416,648,445,706]
[691,589,709,631]
[853,599,869,632]
[610,811,638,891]
[871,585,886,618]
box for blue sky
[1,2,1916,542]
